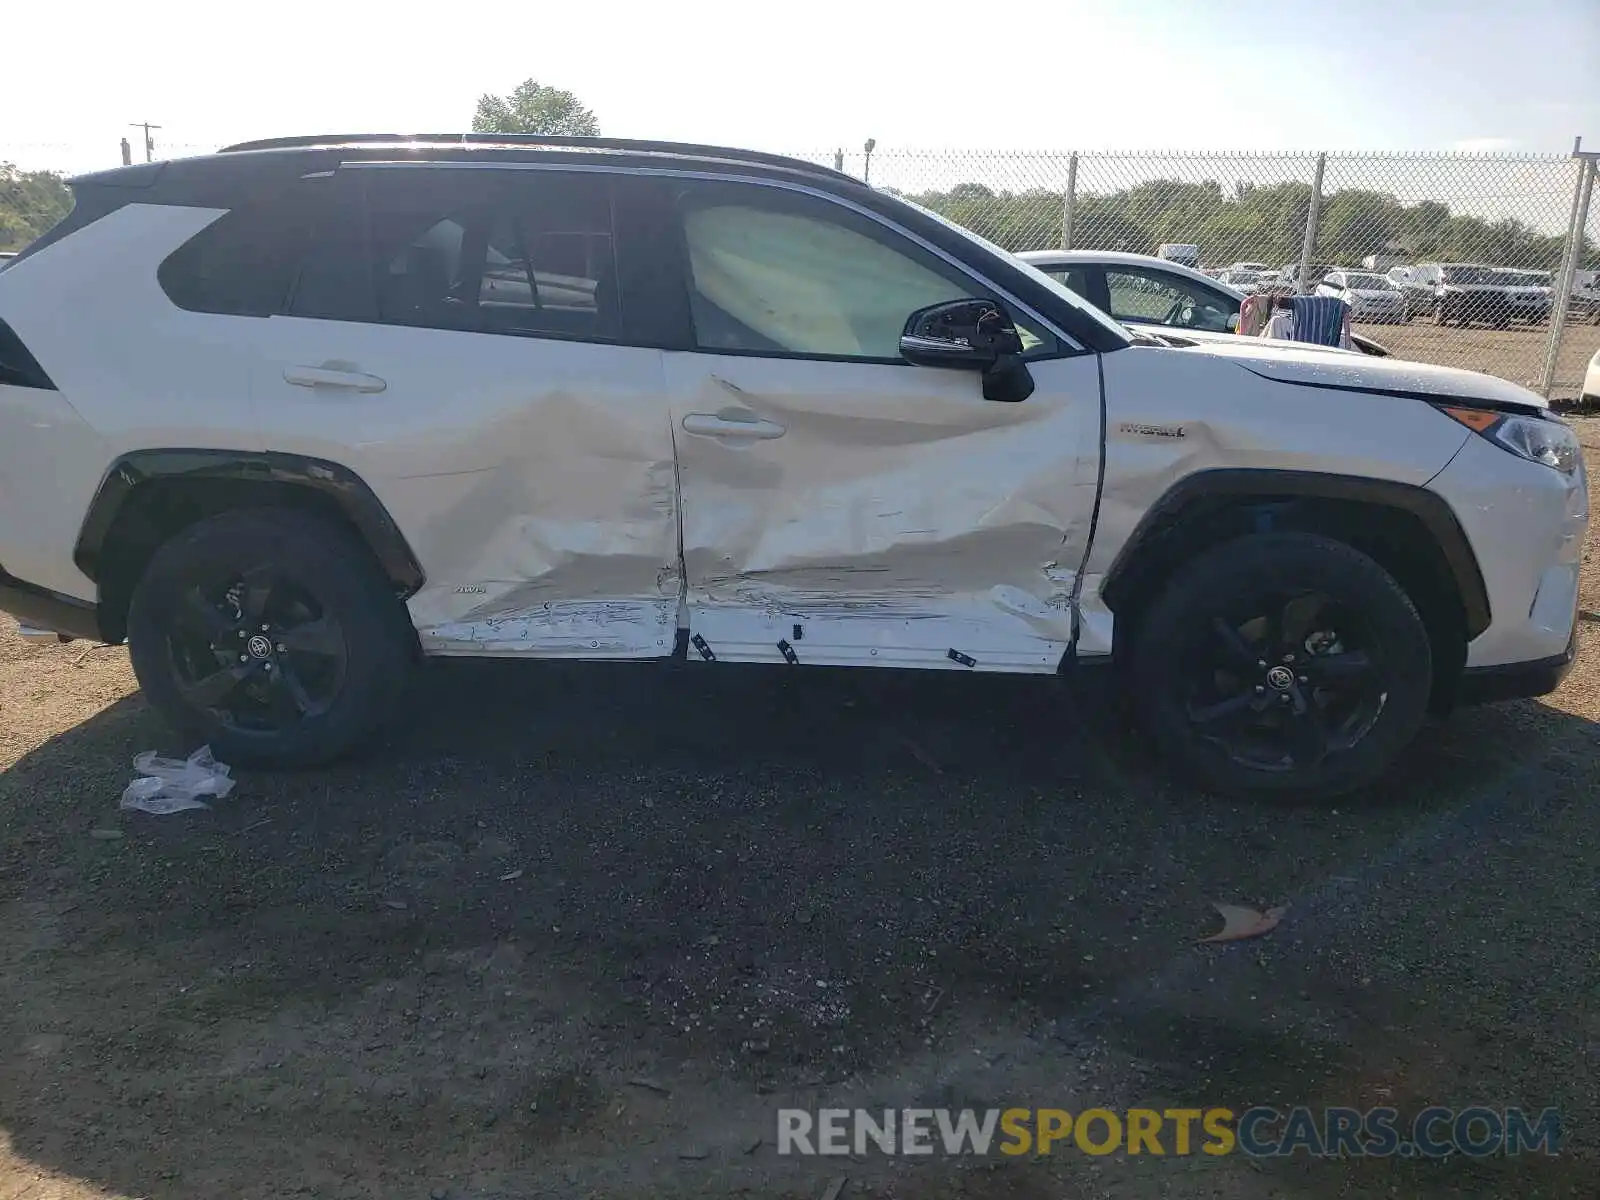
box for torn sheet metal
[663,354,1105,671]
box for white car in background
[1020,249,1393,356]
[1584,347,1600,404]
[1317,270,1409,324]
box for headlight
[1439,407,1581,475]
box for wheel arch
[1100,469,1490,709]
[75,449,424,644]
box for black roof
[69,135,857,209]
[217,133,853,183]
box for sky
[2,0,1597,174]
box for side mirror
[900,299,1033,403]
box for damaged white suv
[0,136,1587,796]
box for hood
[1164,337,1548,410]
[1347,288,1401,299]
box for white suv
[0,136,1587,797]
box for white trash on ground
[120,746,236,815]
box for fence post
[1060,152,1079,250]
[1541,139,1597,399]
[1296,153,1327,294]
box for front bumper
[1457,627,1577,705]
[0,564,103,642]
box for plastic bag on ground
[120,746,236,815]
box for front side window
[675,181,1054,360]
[1105,268,1235,332]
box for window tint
[675,181,1054,360]
[160,180,325,316]
[292,169,618,340]
[1105,268,1235,332]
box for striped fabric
[1288,295,1350,348]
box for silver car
[1317,271,1409,324]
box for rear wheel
[127,508,415,768]
[1127,533,1432,799]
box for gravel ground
[0,420,1596,1199]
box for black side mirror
[899,299,1034,403]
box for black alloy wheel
[1129,532,1434,798]
[166,566,348,736]
[1181,594,1386,775]
[128,508,415,768]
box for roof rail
[216,133,853,182]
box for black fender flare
[73,449,425,595]
[1099,468,1491,638]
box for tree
[0,164,72,252]
[471,80,599,137]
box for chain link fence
[6,140,1599,401]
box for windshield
[902,199,1132,345]
[1344,273,1393,289]
[1442,265,1526,286]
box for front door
[250,165,680,659]
[655,178,1104,672]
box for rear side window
[293,168,620,342]
[158,180,326,317]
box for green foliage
[471,80,600,137]
[0,163,73,252]
[905,175,1589,270]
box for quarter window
[674,181,1054,360]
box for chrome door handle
[283,365,388,393]
[682,410,787,439]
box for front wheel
[127,508,416,768]
[1127,533,1433,799]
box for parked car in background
[1387,265,1432,318]
[1584,347,1600,404]
[0,251,16,271]
[1409,263,1525,328]
[1316,270,1409,323]
[1019,250,1392,356]
[1505,270,1554,324]
[1278,263,1332,288]
[1,134,1580,800]
[1227,261,1272,274]
[1216,266,1274,292]
[1157,243,1200,269]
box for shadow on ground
[0,653,1596,1197]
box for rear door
[250,164,681,658]
[647,175,1103,672]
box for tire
[127,507,416,769]
[1126,532,1432,800]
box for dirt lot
[1351,316,1600,402]
[1,423,1597,1200]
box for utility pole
[863,138,876,186]
[129,121,162,163]
[120,138,132,166]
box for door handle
[682,410,787,439]
[283,365,388,393]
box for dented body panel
[250,320,681,659]
[662,353,1104,671]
